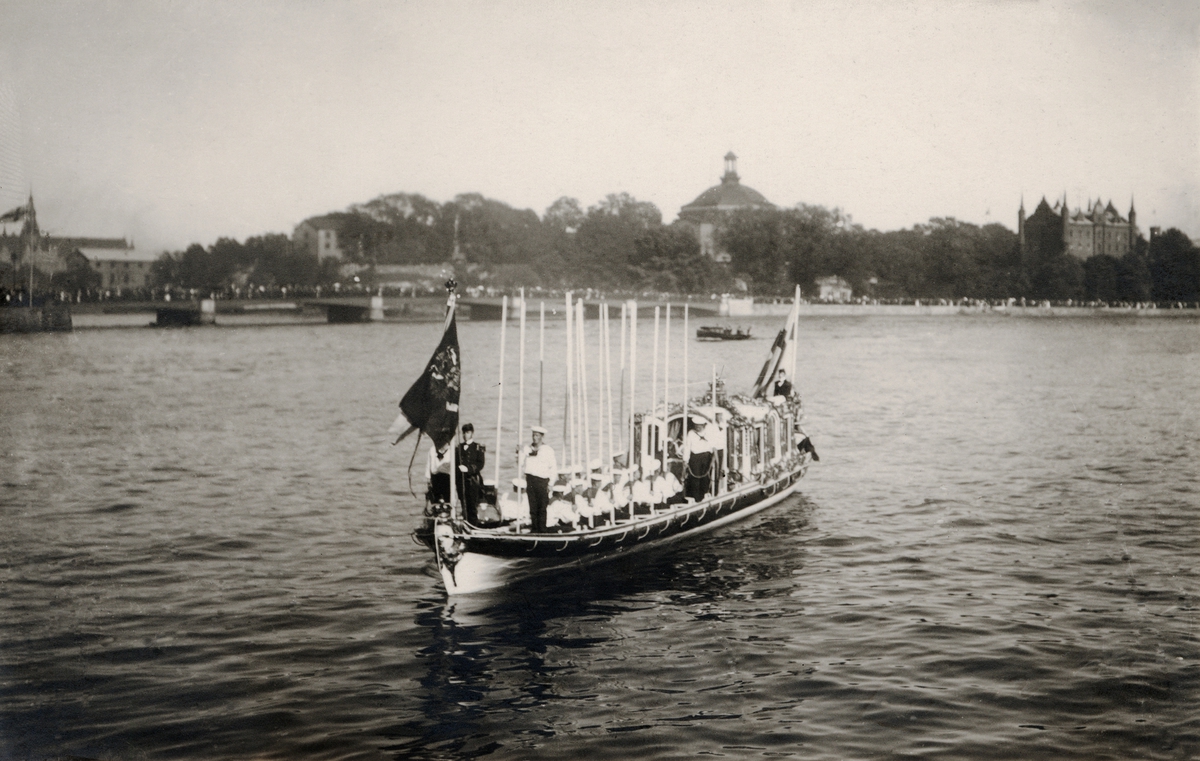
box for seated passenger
[498,477,530,530]
[545,484,577,530]
[662,465,684,505]
[649,463,670,510]
[771,369,793,401]
[610,469,632,519]
[630,463,655,515]
[591,473,613,524]
[571,478,593,529]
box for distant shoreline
[56,298,1200,330]
[751,303,1200,318]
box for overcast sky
[1,0,1196,254]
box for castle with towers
[1019,194,1139,261]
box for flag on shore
[389,301,461,449]
[0,203,27,223]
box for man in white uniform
[518,425,557,533]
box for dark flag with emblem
[390,285,460,449]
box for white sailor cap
[531,425,548,435]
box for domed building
[678,152,775,262]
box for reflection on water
[393,502,814,759]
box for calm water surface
[2,314,1198,760]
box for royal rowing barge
[396,283,817,595]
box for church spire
[1018,194,1026,250]
[20,192,38,239]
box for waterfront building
[293,214,347,260]
[816,275,853,302]
[1019,194,1138,261]
[678,152,775,262]
[65,239,156,289]
[1,195,146,290]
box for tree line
[148,191,1199,303]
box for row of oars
[492,292,710,489]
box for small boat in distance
[696,325,752,341]
[394,284,815,595]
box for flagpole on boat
[662,303,670,472]
[683,302,689,467]
[791,284,800,384]
[602,304,616,523]
[619,301,626,459]
[577,299,592,475]
[449,285,461,518]
[493,295,508,487]
[574,298,583,471]
[518,287,526,461]
[596,303,605,467]
[651,306,660,467]
[539,300,545,427]
[711,363,719,494]
[603,302,614,470]
[564,292,574,469]
[628,301,637,472]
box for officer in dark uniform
[456,423,486,524]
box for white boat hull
[433,471,805,595]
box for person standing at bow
[425,441,454,504]
[518,425,557,533]
[456,423,486,524]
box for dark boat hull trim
[420,457,810,594]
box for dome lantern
[722,151,739,184]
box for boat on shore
[396,283,816,595]
[696,325,752,341]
